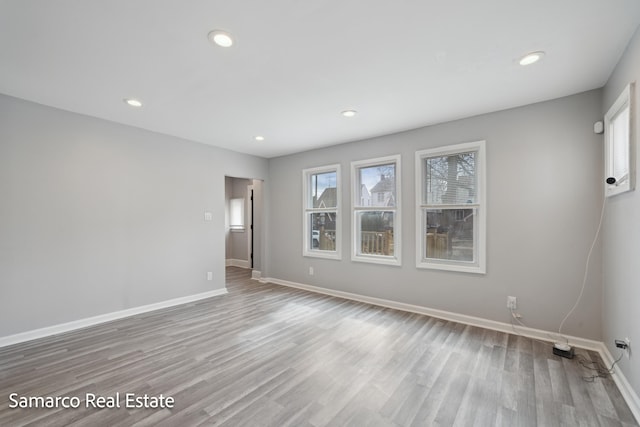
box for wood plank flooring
[0,267,637,426]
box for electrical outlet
[615,337,632,359]
[625,337,631,359]
[309,266,314,276]
[207,272,213,281]
[507,296,517,310]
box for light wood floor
[0,267,637,426]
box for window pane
[424,152,476,204]
[357,211,395,256]
[611,105,629,179]
[229,198,244,229]
[357,163,396,207]
[311,171,337,208]
[425,208,474,262]
[309,212,337,251]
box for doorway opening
[225,176,263,282]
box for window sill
[352,254,401,266]
[417,260,485,274]
[303,250,342,260]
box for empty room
[1,1,640,426]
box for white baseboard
[262,276,639,422]
[2,273,637,423]
[261,276,602,351]
[599,343,640,423]
[226,258,250,269]
[0,288,228,349]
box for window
[229,198,245,231]
[416,141,486,273]
[303,164,341,259]
[604,83,634,197]
[351,155,401,265]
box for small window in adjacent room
[229,198,245,231]
[303,164,341,259]
[604,83,635,197]
[416,141,486,273]
[351,155,401,266]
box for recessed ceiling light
[341,110,357,117]
[519,51,545,66]
[124,98,143,107]
[208,30,234,48]
[254,135,265,141]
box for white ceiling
[1,1,639,158]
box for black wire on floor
[576,352,624,382]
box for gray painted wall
[266,89,604,340]
[0,94,268,338]
[602,25,640,401]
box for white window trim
[604,82,635,197]
[415,140,486,274]
[302,164,341,260]
[351,154,402,266]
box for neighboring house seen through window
[416,141,486,273]
[351,155,401,266]
[303,164,341,259]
